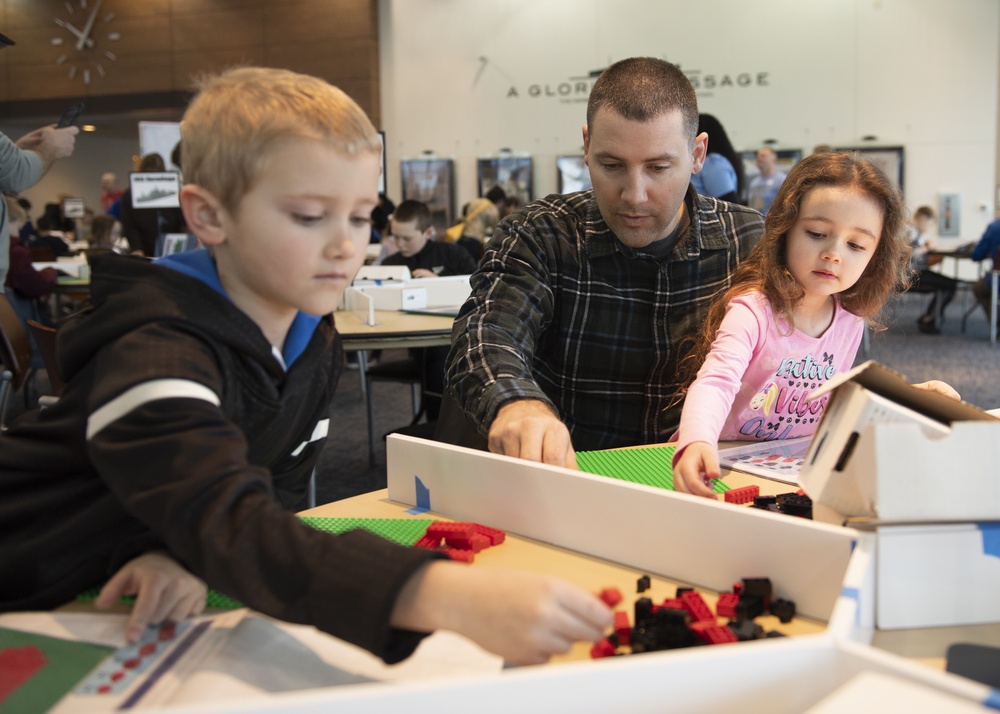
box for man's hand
[488,399,576,468]
[95,551,207,643]
[16,125,78,173]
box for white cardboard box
[344,275,471,311]
[799,361,999,522]
[149,630,996,714]
[386,434,857,621]
[871,521,1000,629]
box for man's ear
[582,124,590,165]
[180,184,227,246]
[691,131,709,174]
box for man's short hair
[181,66,382,213]
[392,199,432,233]
[586,57,699,144]
[914,205,935,220]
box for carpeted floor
[315,290,1000,506]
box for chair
[26,320,66,397]
[0,294,36,427]
[361,352,424,466]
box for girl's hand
[391,562,612,665]
[911,380,961,401]
[95,551,207,643]
[672,442,721,499]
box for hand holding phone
[57,102,85,128]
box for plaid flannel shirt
[446,186,764,450]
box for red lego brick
[692,623,738,645]
[660,597,684,610]
[614,610,631,646]
[599,587,624,608]
[724,485,760,505]
[471,523,506,545]
[680,591,716,623]
[590,638,617,659]
[413,535,440,549]
[716,592,740,618]
[426,522,476,540]
[441,548,474,563]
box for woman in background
[691,113,745,205]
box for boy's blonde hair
[181,66,382,213]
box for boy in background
[0,67,610,666]
[382,199,477,277]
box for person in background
[88,214,126,253]
[441,57,763,466]
[746,147,787,215]
[383,200,477,419]
[0,66,611,664]
[0,120,77,285]
[370,193,395,243]
[452,196,499,262]
[970,216,1000,329]
[100,172,122,213]
[119,152,185,256]
[672,154,960,499]
[4,195,58,363]
[383,199,476,278]
[906,205,958,334]
[690,113,745,204]
[29,214,73,258]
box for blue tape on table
[405,475,431,514]
[978,523,1000,560]
[983,688,1000,710]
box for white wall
[379,0,999,246]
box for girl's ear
[180,184,227,246]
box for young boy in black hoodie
[0,67,610,665]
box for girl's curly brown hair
[673,151,912,402]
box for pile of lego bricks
[723,484,813,518]
[412,521,506,563]
[591,575,797,657]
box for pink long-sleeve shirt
[673,290,863,458]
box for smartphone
[56,102,85,128]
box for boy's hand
[911,380,961,401]
[672,442,720,499]
[391,562,612,665]
[95,551,207,643]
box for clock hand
[75,0,104,51]
[54,18,94,48]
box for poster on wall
[478,155,533,207]
[835,146,904,192]
[557,155,592,193]
[400,158,455,237]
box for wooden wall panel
[1,0,380,125]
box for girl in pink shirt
[672,152,958,498]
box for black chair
[362,353,424,466]
[26,320,66,397]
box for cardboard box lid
[807,360,997,425]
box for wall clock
[50,0,121,86]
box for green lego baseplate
[576,445,729,494]
[77,517,435,610]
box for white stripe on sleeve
[87,379,221,440]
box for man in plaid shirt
[442,57,764,466]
